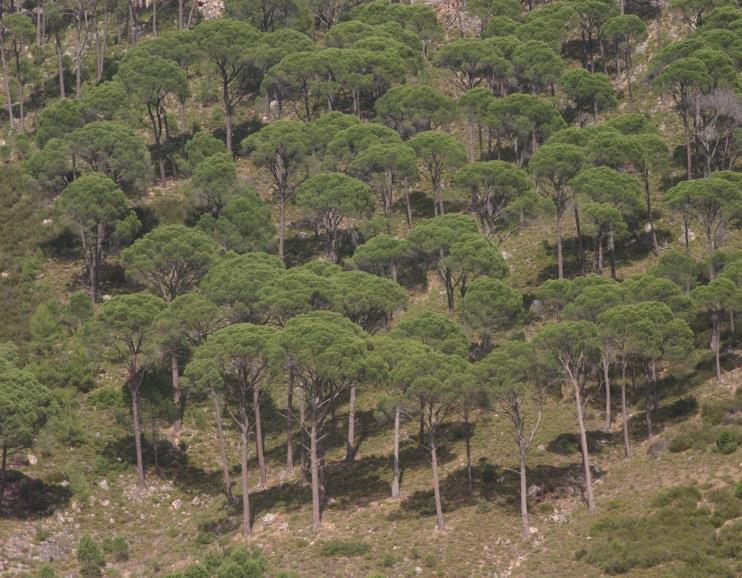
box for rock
[648,438,669,458]
[261,513,277,525]
[536,444,546,452]
[191,496,201,506]
[98,479,109,490]
[529,299,545,319]
[27,453,38,466]
[549,512,568,524]
[415,567,423,575]
[643,222,655,233]
[527,484,543,500]
[100,499,110,507]
[678,229,696,244]
[170,499,182,511]
[36,540,65,562]
[278,522,289,531]
[42,219,53,227]
[529,526,538,535]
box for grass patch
[317,540,371,558]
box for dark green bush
[668,433,693,453]
[318,540,371,557]
[88,385,125,410]
[581,483,739,576]
[715,429,738,454]
[76,535,104,578]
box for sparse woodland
[0,0,740,576]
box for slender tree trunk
[279,196,286,261]
[0,445,7,509]
[253,388,266,487]
[286,370,294,472]
[178,0,184,29]
[556,212,564,279]
[645,380,653,438]
[683,113,693,180]
[299,387,308,483]
[712,311,721,382]
[310,410,322,530]
[213,395,234,502]
[0,39,14,131]
[464,412,473,496]
[644,180,658,255]
[418,399,425,450]
[519,443,530,539]
[573,379,595,512]
[131,385,146,489]
[151,416,161,477]
[345,385,356,463]
[602,354,611,431]
[240,424,252,536]
[430,433,445,530]
[223,80,233,153]
[16,79,23,132]
[171,354,182,436]
[152,0,157,36]
[608,230,617,279]
[391,404,401,497]
[55,34,65,99]
[574,203,585,275]
[621,362,630,458]
[404,187,413,232]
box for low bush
[318,540,371,557]
[77,535,104,578]
[580,483,740,575]
[102,535,129,562]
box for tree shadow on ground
[0,470,72,520]
[394,459,594,521]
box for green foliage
[101,536,130,562]
[77,534,105,578]
[122,225,221,301]
[580,483,740,575]
[317,540,371,557]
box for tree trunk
[0,445,7,509]
[131,386,146,489]
[464,413,473,496]
[519,443,530,539]
[345,385,356,463]
[299,387,308,483]
[712,311,721,382]
[556,212,564,280]
[608,230,617,279]
[645,381,653,438]
[55,34,65,99]
[683,113,693,179]
[171,354,182,436]
[0,39,14,131]
[404,187,413,232]
[573,379,595,512]
[253,388,267,487]
[621,362,630,458]
[430,433,445,530]
[391,404,401,498]
[152,0,157,36]
[310,411,322,530]
[178,0,184,28]
[644,180,658,255]
[223,80,233,153]
[279,196,286,261]
[151,416,161,477]
[602,354,611,431]
[286,370,294,472]
[240,425,252,536]
[213,395,234,502]
[574,204,585,275]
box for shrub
[183,563,209,578]
[702,397,742,426]
[36,565,57,578]
[668,433,693,453]
[715,430,738,454]
[102,535,129,561]
[77,535,104,578]
[214,547,267,578]
[476,499,492,513]
[318,540,371,557]
[581,483,739,576]
[88,385,125,410]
